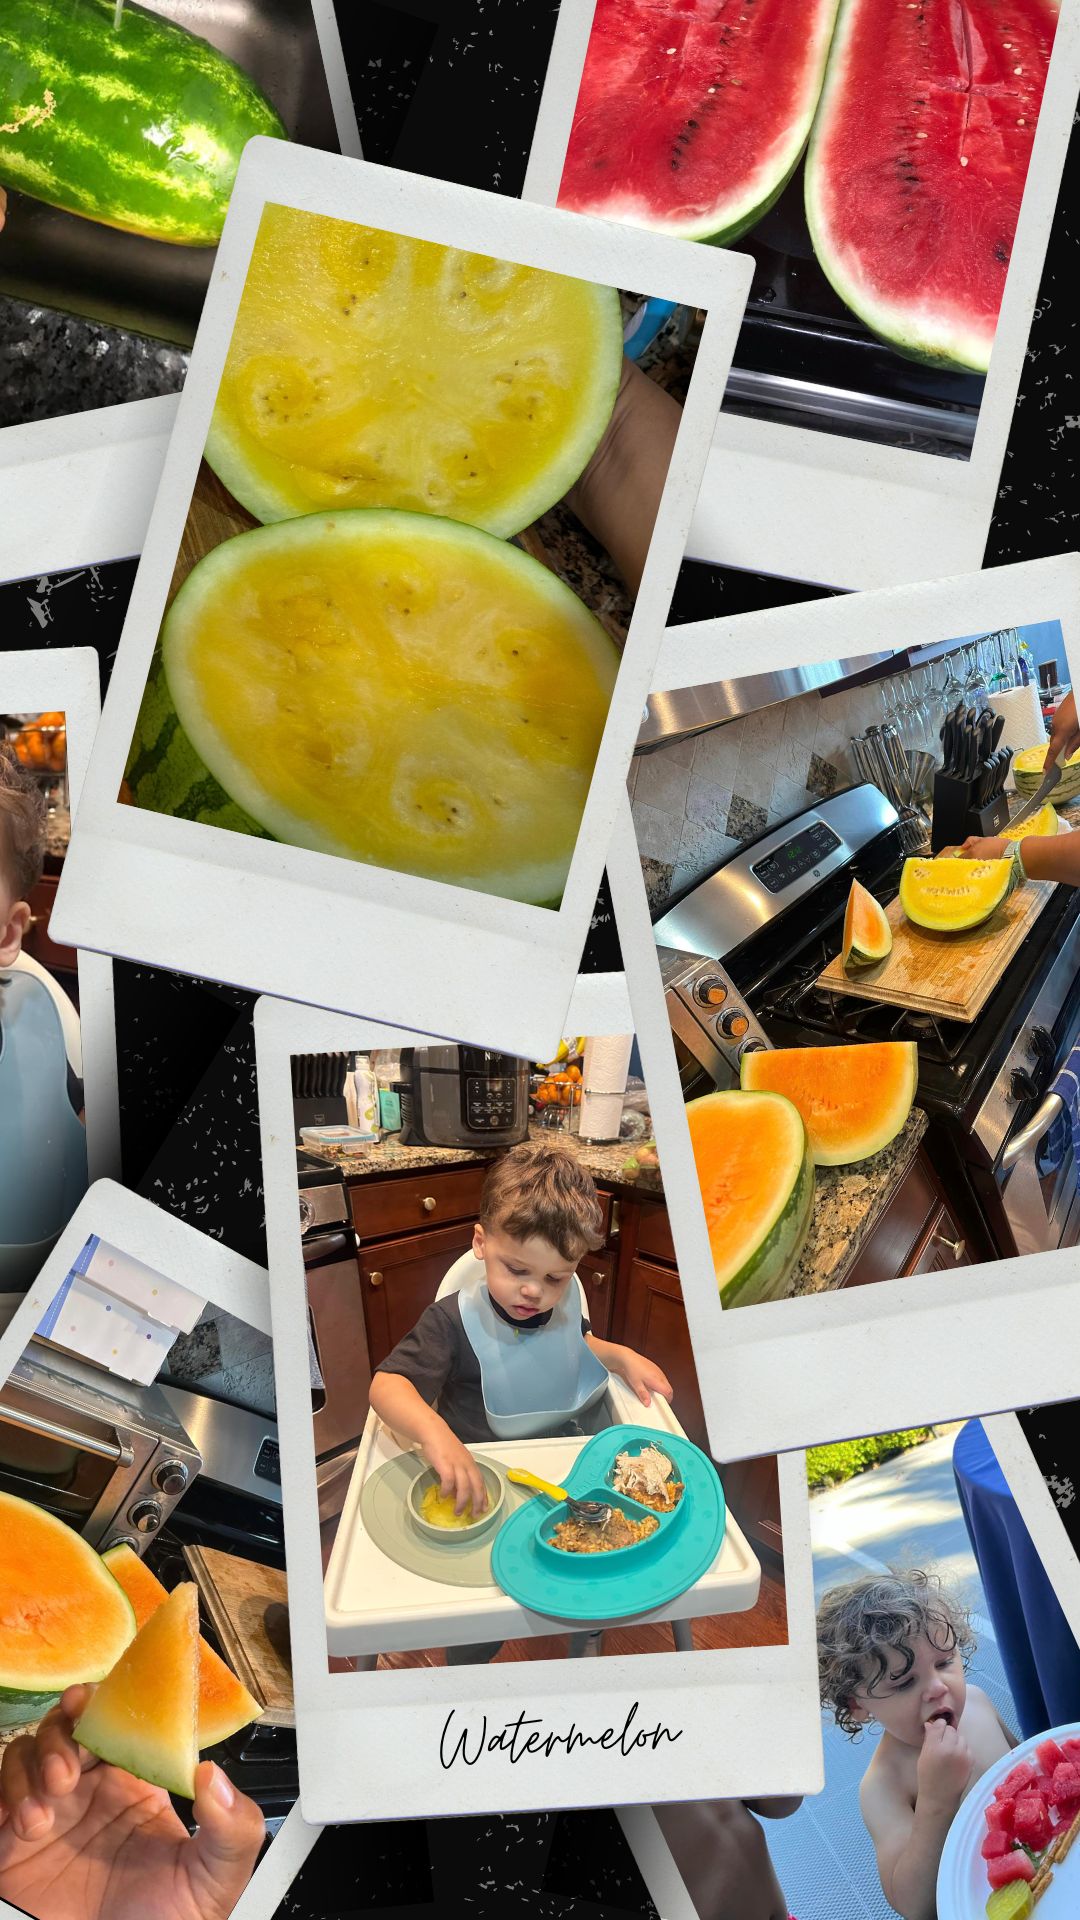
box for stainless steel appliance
[654,784,1080,1259]
[398,1045,529,1148]
[659,951,770,1102]
[0,1342,202,1551]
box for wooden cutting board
[166,462,257,616]
[183,1544,294,1728]
[816,876,1055,1021]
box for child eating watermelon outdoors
[817,1569,1017,1920]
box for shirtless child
[817,1570,1016,1920]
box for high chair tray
[491,1427,725,1623]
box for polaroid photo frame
[256,978,820,1821]
[609,550,1080,1463]
[523,1,1080,591]
[52,137,754,1062]
[0,1179,284,1920]
[0,0,360,469]
[0,647,119,1238]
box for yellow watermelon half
[205,205,624,537]
[73,1582,200,1799]
[102,1544,261,1749]
[899,857,1017,932]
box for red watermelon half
[805,0,1061,371]
[557,0,842,244]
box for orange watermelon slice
[842,878,891,970]
[740,1042,917,1165]
[0,1491,136,1730]
[73,1582,200,1798]
[102,1544,261,1749]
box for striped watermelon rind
[0,0,286,246]
[123,644,274,840]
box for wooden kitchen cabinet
[719,1456,784,1566]
[841,1150,975,1289]
[358,1220,477,1367]
[23,873,78,978]
[578,1246,615,1340]
[611,1244,709,1454]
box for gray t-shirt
[374,1291,597,1443]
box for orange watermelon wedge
[73,1582,200,1799]
[102,1544,262,1749]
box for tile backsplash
[630,677,900,911]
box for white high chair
[323,1253,760,1664]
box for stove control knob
[738,1039,767,1058]
[1029,1026,1056,1070]
[718,1009,750,1040]
[693,976,728,1008]
[129,1499,163,1534]
[1010,1067,1039,1103]
[152,1459,190,1497]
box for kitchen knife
[1004,761,1062,831]
[990,712,1005,753]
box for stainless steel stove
[654,785,1080,1258]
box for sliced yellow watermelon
[73,1582,200,1799]
[204,205,624,537]
[1003,803,1061,841]
[685,1089,815,1308]
[739,1042,917,1166]
[102,1544,261,1749]
[842,878,892,970]
[160,509,618,904]
[0,1491,136,1730]
[1013,744,1080,803]
[899,857,1017,932]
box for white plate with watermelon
[937,1723,1080,1919]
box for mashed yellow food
[418,1484,486,1529]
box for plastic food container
[408,1461,506,1540]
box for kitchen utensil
[906,750,936,803]
[492,1427,724,1624]
[506,1467,612,1528]
[409,1459,507,1538]
[1004,761,1063,832]
[989,712,1005,753]
[817,877,1055,1021]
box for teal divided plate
[491,1427,726,1622]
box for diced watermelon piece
[1060,1737,1080,1767]
[995,1763,1041,1801]
[1050,1761,1080,1807]
[982,1830,1013,1859]
[986,1800,1017,1837]
[1013,1791,1053,1851]
[1054,1797,1080,1828]
[1037,1737,1066,1777]
[987,1851,1036,1889]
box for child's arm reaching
[862,1720,973,1920]
[585,1334,673,1407]
[368,1371,490,1516]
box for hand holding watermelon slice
[0,1684,266,1920]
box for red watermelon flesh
[1049,1761,1080,1806]
[996,1761,1041,1800]
[986,1800,1016,1836]
[1036,1737,1065,1775]
[981,1830,1012,1859]
[1060,1738,1080,1766]
[557,0,842,244]
[1012,1791,1053,1851]
[987,1851,1036,1889]
[805,0,1061,372]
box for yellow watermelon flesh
[73,1582,200,1799]
[899,857,1016,933]
[102,1544,261,1749]
[1003,803,1061,841]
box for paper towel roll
[988,684,1046,790]
[579,1034,634,1142]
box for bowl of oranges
[10,712,66,776]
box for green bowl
[408,1460,506,1540]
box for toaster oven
[0,1342,202,1553]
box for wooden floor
[365,1556,787,1669]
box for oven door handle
[0,1404,133,1465]
[1001,1092,1065,1174]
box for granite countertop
[302,1119,664,1196]
[788,1108,929,1295]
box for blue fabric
[954,1418,1080,1737]
[1035,1046,1080,1178]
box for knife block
[931,773,1010,851]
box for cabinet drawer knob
[368,1269,385,1288]
[421,1196,437,1213]
[589,1270,607,1286]
[932,1233,965,1261]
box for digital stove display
[752,821,842,894]
[253,1436,281,1487]
[465,1076,518,1129]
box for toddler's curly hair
[480,1138,605,1261]
[817,1568,976,1738]
[0,740,47,902]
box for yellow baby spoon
[507,1468,611,1528]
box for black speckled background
[1,13,1078,1911]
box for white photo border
[610,551,1080,1462]
[51,138,754,1063]
[255,982,822,1822]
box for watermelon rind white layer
[804,0,1009,373]
[559,0,841,247]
